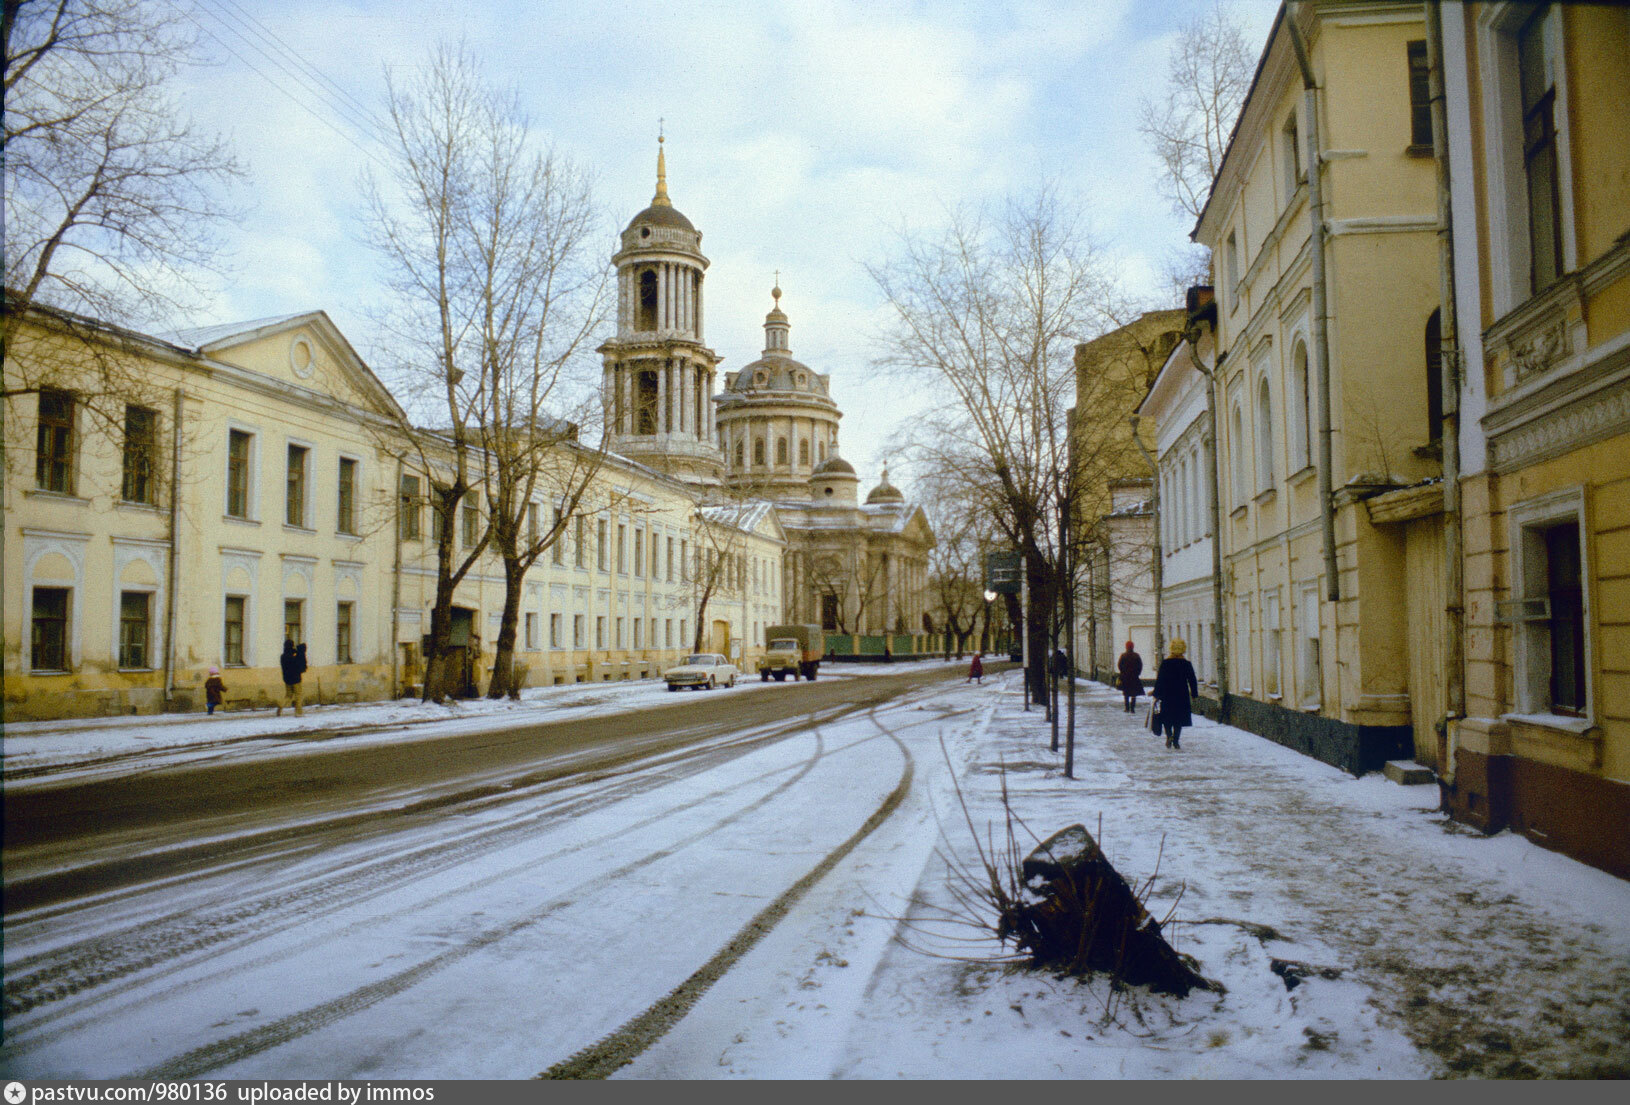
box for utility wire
[208,0,389,138]
[182,2,388,170]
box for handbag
[1148,699,1162,737]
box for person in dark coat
[204,666,226,715]
[1116,641,1143,712]
[278,639,307,716]
[1151,638,1198,749]
[967,652,984,684]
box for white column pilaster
[657,359,669,437]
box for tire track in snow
[117,724,838,1080]
[4,706,856,1033]
[538,706,917,1080]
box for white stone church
[597,140,935,644]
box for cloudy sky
[174,0,1278,492]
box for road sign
[985,550,1022,594]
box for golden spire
[652,123,671,208]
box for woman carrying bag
[1150,638,1198,750]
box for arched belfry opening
[638,270,658,332]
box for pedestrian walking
[967,652,984,684]
[278,639,307,716]
[1050,647,1069,681]
[1150,638,1198,750]
[204,667,227,715]
[1117,641,1143,713]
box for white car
[663,653,739,691]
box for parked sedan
[663,653,739,691]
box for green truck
[757,624,825,682]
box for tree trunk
[487,558,526,699]
[1023,553,1054,708]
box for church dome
[866,466,905,504]
[814,455,857,477]
[729,354,822,393]
[625,202,696,235]
[725,282,828,396]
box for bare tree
[867,185,1112,708]
[917,469,996,659]
[1136,0,1255,220]
[460,130,610,699]
[3,0,242,481]
[361,43,509,702]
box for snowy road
[1,667,973,1078]
[6,667,1627,1079]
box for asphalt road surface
[5,666,967,912]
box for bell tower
[598,135,725,486]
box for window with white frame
[1508,489,1589,719]
[1175,458,1188,546]
[227,429,255,519]
[573,614,584,649]
[1255,377,1274,492]
[1291,340,1312,471]
[336,601,354,664]
[525,612,538,650]
[595,615,605,649]
[1478,2,1573,313]
[119,590,152,669]
[1282,110,1302,199]
[224,595,247,667]
[1225,230,1241,298]
[550,612,562,649]
[1191,446,1205,538]
[286,443,310,528]
[1230,398,1248,506]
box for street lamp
[983,589,997,654]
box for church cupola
[763,281,791,355]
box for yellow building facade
[1440,1,1630,877]
[4,306,783,720]
[1194,2,1444,773]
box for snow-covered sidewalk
[627,670,1630,1079]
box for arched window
[1231,401,1248,505]
[1425,309,1443,444]
[776,437,788,465]
[818,441,826,462]
[1255,378,1274,491]
[638,269,658,331]
[1291,341,1312,470]
[735,439,745,468]
[753,438,766,466]
[799,439,811,466]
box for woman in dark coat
[1116,641,1143,713]
[1151,638,1198,749]
[967,652,984,684]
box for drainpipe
[1128,414,1164,664]
[1426,2,1465,783]
[162,386,184,706]
[1186,329,1230,720]
[1287,6,1341,603]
